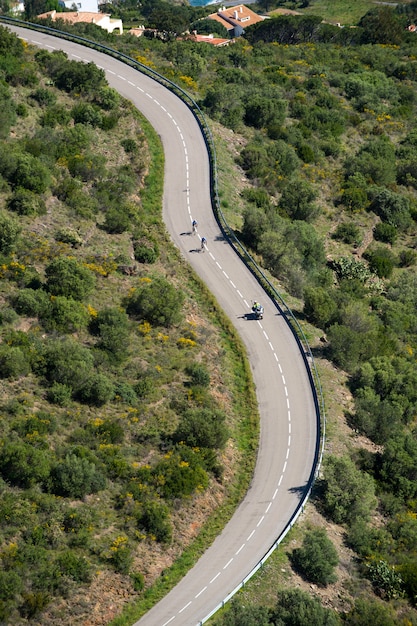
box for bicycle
[201,237,207,252]
[192,219,198,234]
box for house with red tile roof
[207,4,265,37]
[183,32,232,47]
[37,9,123,34]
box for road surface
[6,24,320,626]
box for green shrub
[135,500,172,543]
[216,598,271,625]
[90,419,124,444]
[0,210,20,255]
[398,249,417,267]
[19,591,50,619]
[30,87,56,106]
[133,241,159,264]
[373,222,397,244]
[130,571,145,592]
[134,376,156,398]
[96,86,120,110]
[40,104,71,128]
[55,551,92,583]
[47,382,73,406]
[400,560,417,606]
[379,432,417,502]
[67,152,106,182]
[54,227,83,248]
[16,102,28,117]
[51,453,106,499]
[100,112,119,130]
[344,597,397,626]
[105,536,133,574]
[77,373,114,406]
[173,408,228,450]
[185,363,210,387]
[11,288,49,318]
[0,345,31,379]
[366,559,403,600]
[41,296,90,333]
[102,207,131,234]
[45,257,95,301]
[0,441,51,488]
[9,154,51,193]
[153,446,209,499]
[279,180,319,222]
[13,412,56,436]
[121,138,138,154]
[43,338,94,393]
[341,186,368,212]
[364,246,396,278]
[333,222,362,245]
[114,382,137,404]
[0,307,19,325]
[291,528,338,586]
[0,570,23,602]
[71,102,102,127]
[370,188,411,230]
[7,187,46,216]
[321,455,377,525]
[271,588,341,626]
[303,286,337,329]
[91,306,130,362]
[127,276,184,327]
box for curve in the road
[4,22,323,626]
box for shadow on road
[238,312,262,321]
[289,484,309,500]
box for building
[207,4,265,38]
[37,9,123,34]
[58,0,99,13]
[183,32,231,47]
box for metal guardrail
[1,17,326,623]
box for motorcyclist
[252,301,264,318]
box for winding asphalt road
[7,25,320,626]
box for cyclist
[192,219,198,233]
[201,237,207,251]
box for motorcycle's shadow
[241,311,263,321]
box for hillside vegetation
[0,26,257,625]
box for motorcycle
[252,302,264,320]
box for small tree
[279,180,319,222]
[127,276,184,327]
[135,500,172,544]
[291,528,338,586]
[272,588,341,626]
[45,257,95,301]
[173,408,228,450]
[77,373,114,406]
[0,210,20,255]
[91,306,130,362]
[303,286,337,329]
[321,455,377,525]
[51,453,106,499]
[0,345,31,379]
[43,338,94,393]
[0,441,51,488]
[7,188,46,216]
[365,247,396,278]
